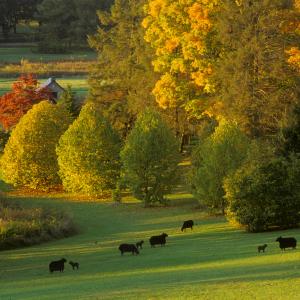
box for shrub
[56,102,121,195]
[224,154,300,232]
[0,199,77,250]
[0,101,72,190]
[121,109,180,206]
[191,120,249,214]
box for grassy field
[0,77,89,97]
[0,192,300,299]
[0,46,96,63]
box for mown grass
[0,77,89,97]
[0,46,96,63]
[0,192,300,300]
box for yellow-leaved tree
[0,101,72,190]
[142,0,219,120]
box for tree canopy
[0,101,72,190]
[0,75,51,130]
[121,109,180,206]
[88,0,157,138]
[36,0,113,52]
[56,102,121,196]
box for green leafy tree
[56,102,121,196]
[281,105,300,156]
[0,0,41,38]
[121,109,180,206]
[0,101,72,190]
[192,120,249,214]
[213,0,300,138]
[88,0,157,138]
[225,154,300,232]
[0,129,10,154]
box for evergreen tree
[56,102,121,196]
[213,0,300,138]
[0,129,9,154]
[0,101,72,190]
[58,85,78,118]
[121,109,180,206]
[88,0,157,138]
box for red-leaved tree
[0,74,51,130]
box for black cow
[136,240,144,249]
[69,261,79,270]
[276,236,297,251]
[119,244,139,255]
[149,233,168,247]
[181,220,194,232]
[257,244,267,253]
[49,258,67,273]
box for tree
[0,129,9,153]
[56,102,121,196]
[0,101,72,190]
[0,74,51,130]
[191,120,249,214]
[143,0,220,121]
[225,154,300,232]
[57,85,78,118]
[281,104,300,156]
[121,109,180,206]
[88,0,157,138]
[36,0,113,52]
[213,0,300,138]
[0,0,41,38]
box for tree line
[0,0,113,50]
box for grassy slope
[0,195,300,300]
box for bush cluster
[0,198,77,250]
[224,155,300,232]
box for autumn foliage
[0,74,51,130]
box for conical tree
[0,101,72,190]
[121,109,180,206]
[56,102,121,195]
[191,120,249,214]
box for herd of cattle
[48,219,298,273]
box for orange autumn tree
[0,74,51,130]
[286,1,300,72]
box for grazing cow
[149,233,168,247]
[257,244,267,253]
[136,240,144,249]
[49,258,67,273]
[69,261,79,270]
[276,236,297,251]
[119,244,139,255]
[181,220,194,232]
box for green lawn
[0,46,96,63]
[0,77,89,97]
[0,194,300,299]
